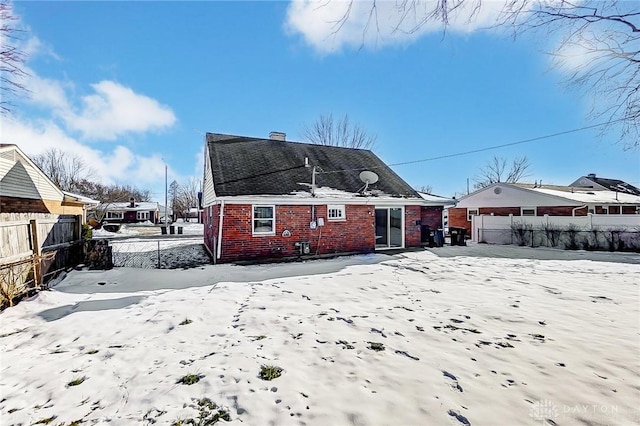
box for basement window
[106,211,123,220]
[521,207,536,216]
[467,209,478,222]
[327,205,346,221]
[137,211,150,221]
[253,205,275,235]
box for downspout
[217,200,224,260]
[572,204,587,217]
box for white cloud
[61,81,177,141]
[0,116,176,190]
[285,0,510,53]
[23,35,60,61]
[22,66,71,111]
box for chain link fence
[110,238,211,269]
[478,226,640,252]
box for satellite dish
[359,170,379,185]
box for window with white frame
[327,204,346,221]
[521,207,536,216]
[253,205,275,234]
[467,209,478,221]
[137,211,150,221]
[106,211,123,220]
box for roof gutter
[216,200,224,260]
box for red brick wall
[420,206,444,230]
[448,208,469,233]
[208,204,376,263]
[405,205,421,247]
[478,207,521,216]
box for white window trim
[106,211,124,220]
[137,211,150,221]
[467,209,478,222]
[521,207,537,216]
[327,204,346,221]
[252,205,276,236]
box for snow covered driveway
[1,250,638,425]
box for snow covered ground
[1,248,639,425]
[93,220,204,238]
[110,237,210,269]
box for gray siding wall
[0,148,63,201]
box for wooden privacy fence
[0,213,82,308]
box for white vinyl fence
[471,214,640,251]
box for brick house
[90,199,161,224]
[0,144,97,220]
[449,181,640,235]
[202,132,455,263]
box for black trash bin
[434,229,444,247]
[161,226,167,235]
[420,225,431,245]
[169,225,175,235]
[450,227,467,246]
[177,226,183,235]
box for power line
[320,118,627,175]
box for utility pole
[164,162,168,227]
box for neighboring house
[91,198,160,224]
[201,132,456,263]
[0,144,96,219]
[449,180,640,235]
[569,173,640,195]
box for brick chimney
[269,131,286,141]
[129,197,135,208]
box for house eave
[206,195,435,207]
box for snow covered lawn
[1,249,638,425]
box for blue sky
[3,1,638,201]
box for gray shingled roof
[591,177,640,196]
[206,133,420,198]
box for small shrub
[368,342,385,352]
[540,223,563,247]
[177,373,203,385]
[259,365,283,381]
[564,224,582,250]
[510,222,533,246]
[82,224,93,241]
[67,376,86,387]
[179,318,192,326]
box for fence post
[29,219,42,286]
[157,241,161,269]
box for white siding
[0,147,63,201]
[456,183,581,209]
[202,144,216,207]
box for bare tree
[302,113,377,150]
[0,0,28,115]
[415,184,434,194]
[83,182,152,224]
[173,178,200,221]
[474,155,531,189]
[31,148,94,193]
[322,1,640,149]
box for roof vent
[269,131,286,141]
[129,197,135,208]
[587,173,596,179]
